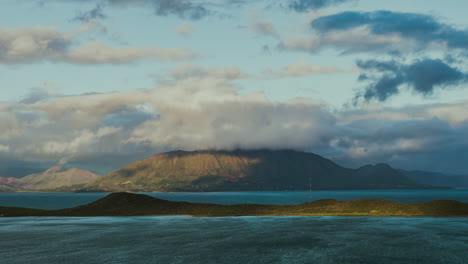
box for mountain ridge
[399,169,468,188]
[0,167,101,191]
[83,149,423,192]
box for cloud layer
[311,10,468,50]
[264,61,343,77]
[288,0,353,12]
[0,25,195,64]
[1,66,468,174]
[45,0,356,21]
[280,10,468,55]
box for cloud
[168,64,250,81]
[333,104,468,174]
[302,10,468,54]
[175,22,194,36]
[154,0,209,20]
[251,20,278,37]
[20,85,60,104]
[288,0,353,12]
[264,61,343,77]
[0,26,72,64]
[73,4,107,22]
[279,26,402,54]
[341,100,468,126]
[66,41,196,64]
[246,9,279,38]
[356,58,468,101]
[0,66,332,171]
[45,0,355,22]
[2,64,468,174]
[47,0,230,20]
[0,25,195,64]
[280,10,468,55]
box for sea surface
[1,190,468,264]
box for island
[2,192,468,217]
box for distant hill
[83,149,423,192]
[2,192,468,217]
[0,167,101,191]
[399,170,468,188]
[0,183,16,192]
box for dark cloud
[44,0,356,21]
[288,0,352,12]
[332,115,468,174]
[312,10,468,50]
[20,88,57,104]
[73,4,107,22]
[40,0,211,20]
[356,58,467,101]
[154,0,209,20]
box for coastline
[2,192,468,218]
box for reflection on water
[1,216,468,264]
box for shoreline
[2,192,468,218]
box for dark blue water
[1,216,468,264]
[2,189,468,209]
[1,190,468,264]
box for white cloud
[264,61,343,77]
[66,41,195,64]
[0,25,195,64]
[248,10,278,38]
[168,64,250,81]
[280,27,403,54]
[340,100,468,126]
[175,22,194,36]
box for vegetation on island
[2,192,468,217]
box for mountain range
[0,167,100,191]
[82,149,424,192]
[3,149,465,193]
[400,170,468,188]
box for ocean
[1,190,468,264]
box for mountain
[2,192,468,217]
[0,183,16,192]
[83,149,423,192]
[399,170,468,188]
[0,167,101,191]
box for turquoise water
[1,190,468,263]
[2,189,468,209]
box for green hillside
[83,149,422,192]
[0,184,16,192]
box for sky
[1,0,468,175]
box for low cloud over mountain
[1,65,467,174]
